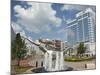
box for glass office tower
[67,19,78,46]
[66,8,96,55]
[76,8,95,43]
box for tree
[11,41,16,59]
[77,42,86,56]
[11,33,27,66]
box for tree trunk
[17,58,20,66]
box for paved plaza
[64,59,96,71]
[24,57,95,73]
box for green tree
[11,33,27,66]
[77,42,86,55]
[11,41,16,59]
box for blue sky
[11,1,96,41]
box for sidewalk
[24,67,36,73]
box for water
[32,42,73,73]
[31,51,73,73]
[44,51,66,71]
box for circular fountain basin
[31,67,73,73]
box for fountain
[23,37,73,72]
[43,42,66,72]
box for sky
[11,1,96,41]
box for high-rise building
[66,8,96,54]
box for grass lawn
[64,56,96,62]
[11,65,33,74]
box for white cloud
[11,22,22,33]
[61,4,92,11]
[11,22,27,37]
[27,36,33,41]
[20,30,27,38]
[14,2,62,33]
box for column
[44,53,48,70]
[60,51,64,70]
[55,52,59,71]
[60,42,64,70]
[48,52,52,71]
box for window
[83,18,89,42]
[78,20,84,42]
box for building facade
[66,8,96,55]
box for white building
[66,8,96,55]
[24,38,65,71]
[42,40,64,71]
